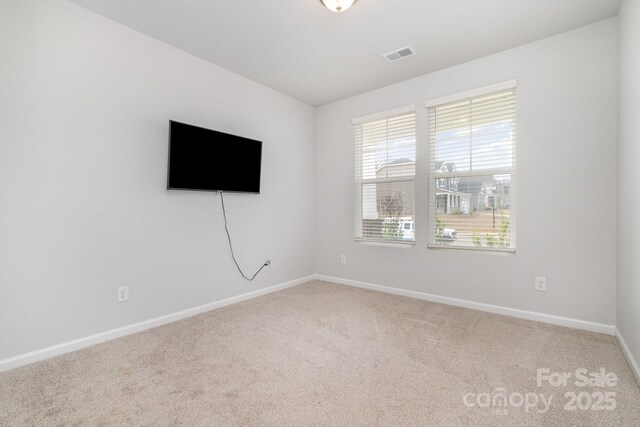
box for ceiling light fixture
[319,0,358,13]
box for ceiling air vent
[383,46,415,63]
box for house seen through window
[354,107,416,243]
[427,84,516,251]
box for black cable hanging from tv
[219,192,270,281]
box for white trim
[0,275,315,373]
[359,176,415,185]
[615,327,640,385]
[433,168,516,179]
[315,274,615,335]
[424,79,518,108]
[356,240,415,248]
[427,244,516,254]
[2,272,626,379]
[352,104,415,125]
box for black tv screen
[167,121,262,193]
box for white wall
[617,0,640,366]
[0,0,316,360]
[315,19,618,325]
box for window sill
[355,239,415,249]
[427,244,516,255]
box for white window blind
[354,108,416,243]
[427,86,516,251]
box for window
[426,82,516,251]
[353,106,416,243]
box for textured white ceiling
[68,0,620,106]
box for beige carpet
[1,280,639,426]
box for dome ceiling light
[319,0,358,13]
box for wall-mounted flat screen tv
[167,120,262,193]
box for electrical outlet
[117,286,129,303]
[535,277,547,292]
[340,254,347,264]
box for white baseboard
[314,274,616,336]
[0,273,623,375]
[0,275,315,373]
[615,327,640,385]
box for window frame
[352,105,417,245]
[425,80,517,253]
